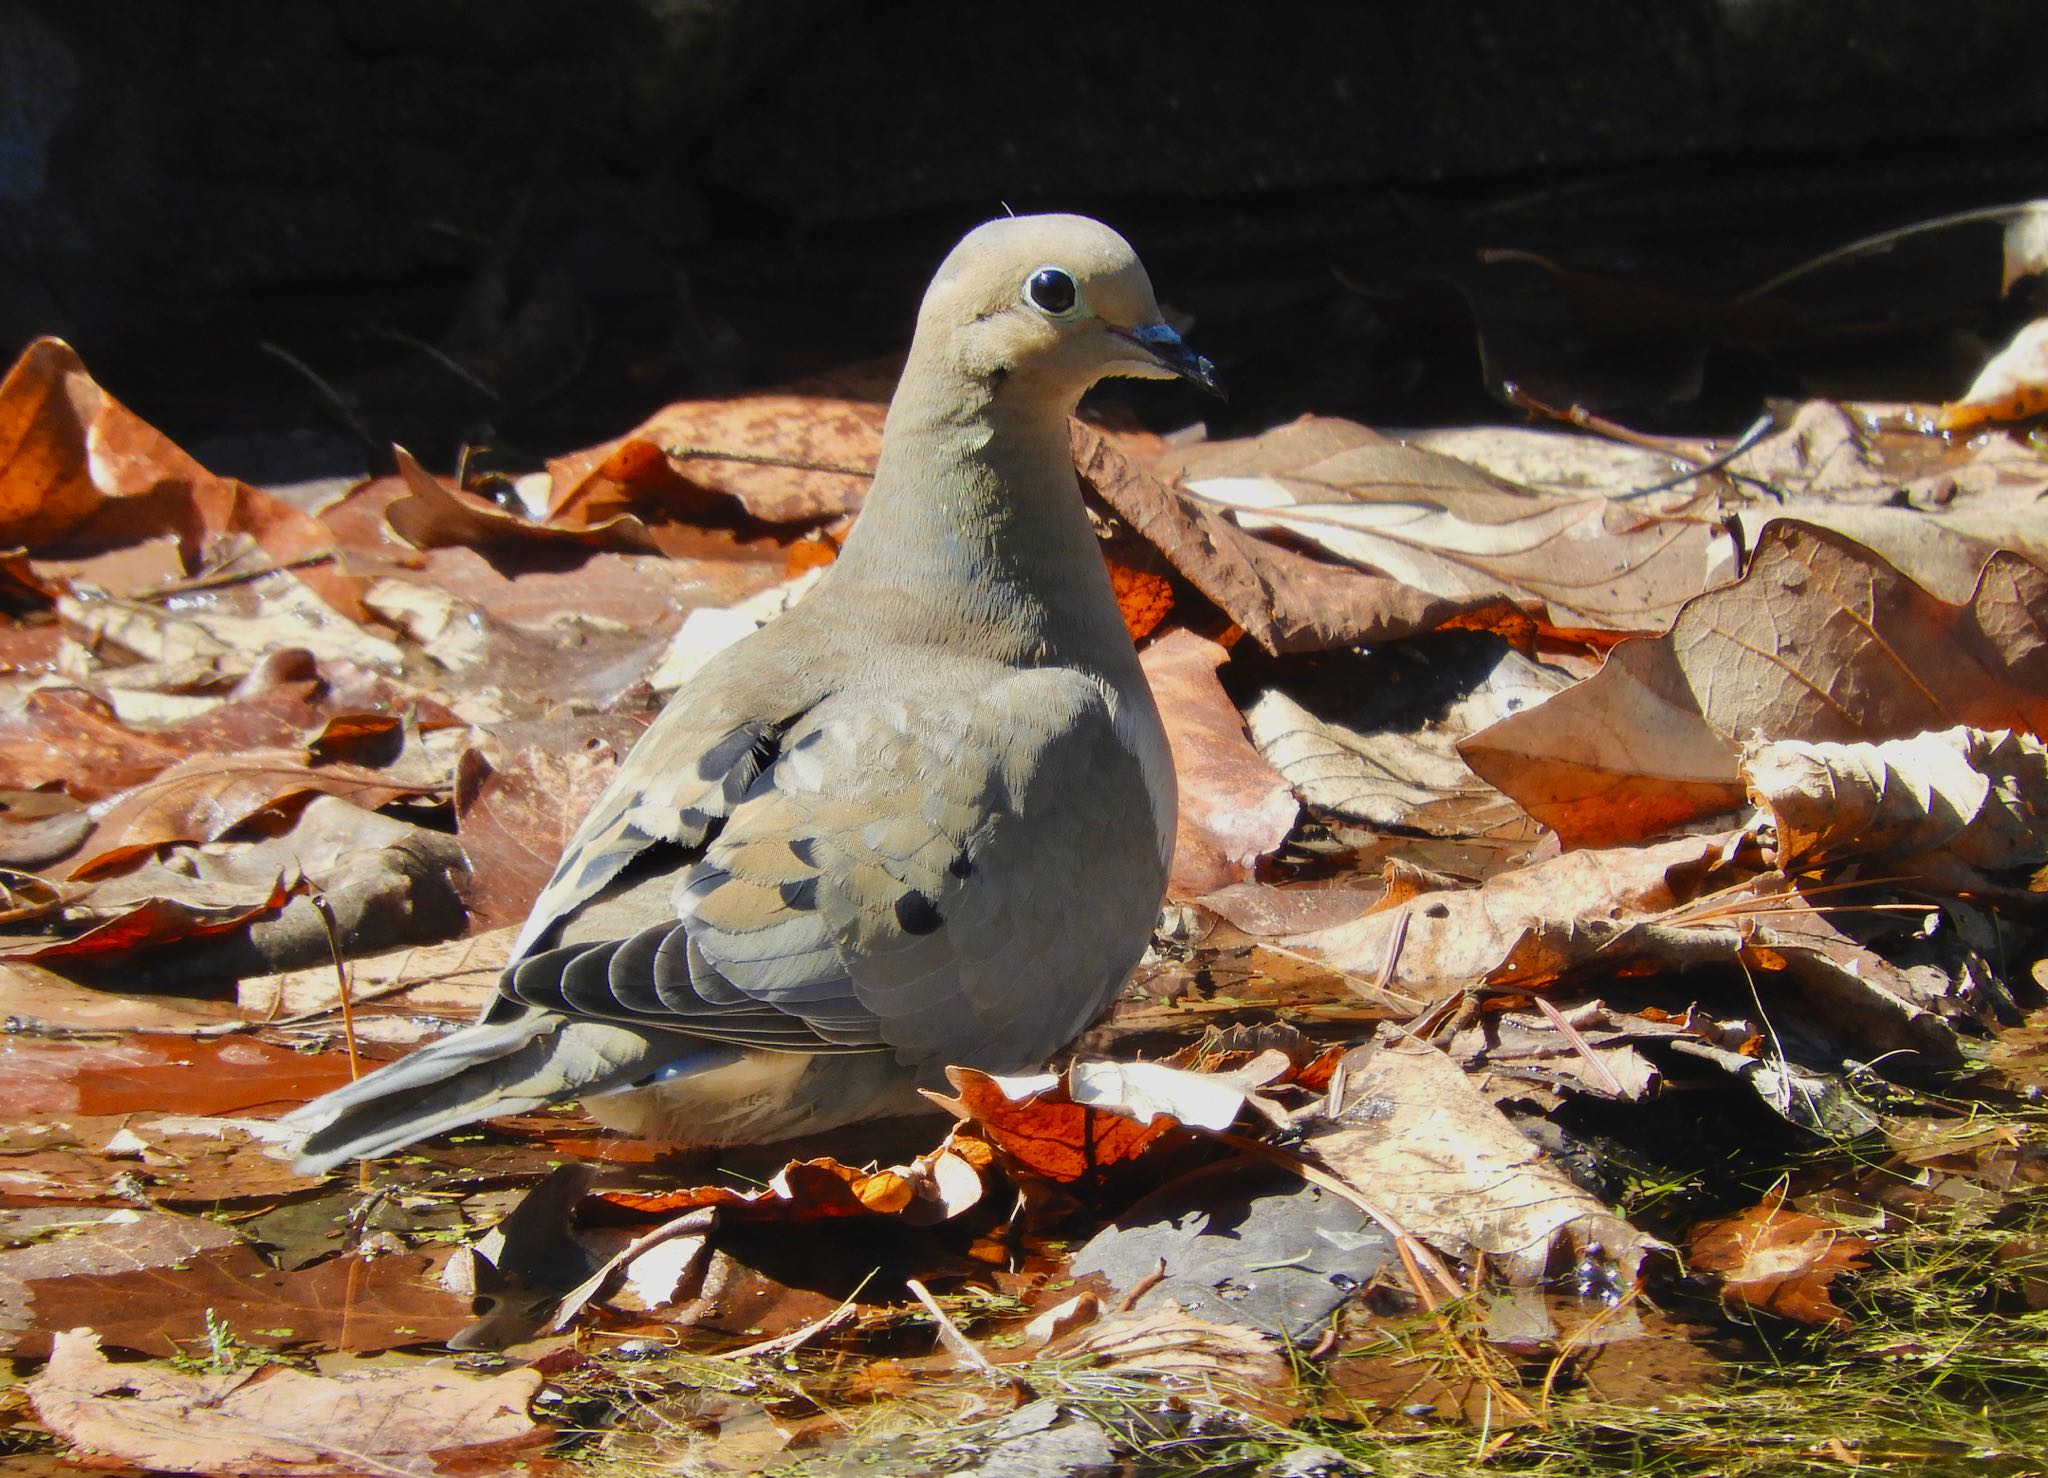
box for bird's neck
[824,372,1130,670]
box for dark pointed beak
[1113,323,1227,399]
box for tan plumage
[285,215,1219,1174]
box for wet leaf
[6,1033,358,1118]
[0,1211,240,1354]
[1689,1188,1871,1328]
[26,1248,473,1356]
[28,1327,542,1475]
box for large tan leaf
[1307,1036,1661,1281]
[1174,415,1724,635]
[1461,522,2048,847]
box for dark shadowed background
[5,0,2045,484]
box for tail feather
[283,1013,694,1175]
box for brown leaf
[1138,629,1297,897]
[591,1132,986,1227]
[929,1068,1177,1183]
[1689,1188,1871,1328]
[546,393,885,525]
[1075,422,1497,654]
[1041,1303,1299,1422]
[1462,522,2048,847]
[26,1249,474,1357]
[1175,415,1723,635]
[1291,832,1740,1000]
[72,751,446,879]
[1744,726,2048,881]
[1,872,309,964]
[0,337,156,545]
[0,1211,240,1354]
[1939,318,2048,430]
[1244,643,1563,837]
[28,1327,542,1475]
[0,687,191,800]
[9,1032,358,1118]
[452,717,648,930]
[384,447,657,554]
[0,339,365,619]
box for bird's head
[914,213,1223,408]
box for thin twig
[1530,994,1627,1097]
[905,1277,1015,1385]
[1615,411,1779,500]
[663,444,877,479]
[258,341,379,450]
[132,550,340,602]
[1733,200,2040,304]
[1504,384,1790,501]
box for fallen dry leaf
[931,1068,1180,1183]
[28,1327,542,1476]
[545,393,884,525]
[0,341,356,612]
[1075,422,1498,654]
[1307,1035,1662,1281]
[1688,1188,1871,1328]
[71,750,446,880]
[1040,1301,1299,1422]
[1745,726,2048,882]
[385,447,657,555]
[1139,629,1297,897]
[1245,642,1563,838]
[1462,521,2048,847]
[1939,318,2048,430]
[1178,415,1723,636]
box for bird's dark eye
[1024,266,1079,316]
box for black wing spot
[947,850,975,880]
[696,722,776,781]
[779,876,820,910]
[894,891,944,936]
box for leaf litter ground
[4,202,2048,1477]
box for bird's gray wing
[501,665,1167,1076]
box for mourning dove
[286,215,1222,1174]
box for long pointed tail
[280,1013,711,1174]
